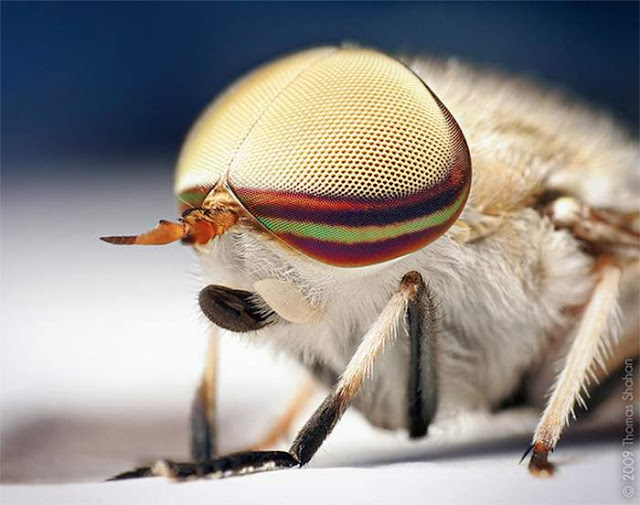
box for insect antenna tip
[100,235,138,245]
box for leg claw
[528,443,556,478]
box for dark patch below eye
[199,285,275,332]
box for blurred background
[3,1,638,174]
[1,2,638,503]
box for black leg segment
[190,383,216,461]
[406,280,439,438]
[289,390,346,465]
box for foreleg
[110,271,427,481]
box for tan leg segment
[547,196,640,253]
[529,260,621,476]
[248,377,316,451]
[337,272,423,403]
[202,328,219,431]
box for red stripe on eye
[229,164,469,227]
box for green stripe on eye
[259,186,468,244]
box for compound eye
[227,48,471,267]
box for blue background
[2,1,639,174]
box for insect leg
[546,196,640,253]
[407,280,438,438]
[290,271,424,464]
[108,272,424,481]
[527,258,622,477]
[190,326,219,460]
[189,285,278,460]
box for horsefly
[102,46,639,480]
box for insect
[102,46,639,480]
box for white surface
[0,448,628,505]
[0,163,634,503]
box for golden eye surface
[174,47,336,207]
[176,47,471,267]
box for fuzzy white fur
[194,56,638,434]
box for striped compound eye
[175,47,471,268]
